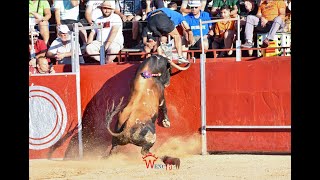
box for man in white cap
[180,0,208,15]
[182,0,214,58]
[86,0,124,64]
[46,24,85,64]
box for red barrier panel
[29,57,291,159]
[29,74,79,159]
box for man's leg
[266,16,285,40]
[105,42,123,64]
[77,22,88,47]
[224,30,236,55]
[132,15,141,41]
[260,17,285,48]
[39,20,50,45]
[168,28,189,63]
[241,15,260,48]
[85,41,102,61]
[181,36,189,58]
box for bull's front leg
[159,98,170,128]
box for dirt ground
[29,136,291,180]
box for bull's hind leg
[109,143,119,156]
[159,98,170,128]
[103,137,121,159]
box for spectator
[54,0,88,49]
[239,0,258,25]
[85,0,104,26]
[167,1,178,11]
[86,0,124,64]
[241,0,286,48]
[29,29,50,67]
[213,5,236,57]
[182,0,214,58]
[211,0,240,18]
[180,0,208,15]
[114,0,144,47]
[142,26,159,58]
[284,0,291,33]
[29,0,52,45]
[46,25,85,64]
[147,7,194,63]
[29,56,55,75]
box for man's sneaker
[217,51,226,58]
[132,42,144,50]
[261,38,270,48]
[241,41,254,48]
[177,56,189,64]
[160,43,173,58]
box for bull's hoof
[162,119,170,128]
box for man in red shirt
[29,29,50,67]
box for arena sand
[30,134,291,180]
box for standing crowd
[29,0,291,73]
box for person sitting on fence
[211,0,240,18]
[86,0,124,64]
[212,5,236,57]
[29,0,52,45]
[241,0,286,48]
[146,7,194,63]
[29,29,51,67]
[29,56,55,75]
[46,25,85,64]
[182,0,214,59]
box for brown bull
[105,54,190,155]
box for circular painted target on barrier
[29,85,68,150]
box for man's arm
[85,4,94,25]
[42,8,52,21]
[104,25,121,49]
[114,9,127,21]
[70,0,80,7]
[46,50,56,59]
[54,8,61,26]
[181,21,194,45]
[180,0,190,16]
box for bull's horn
[168,60,191,71]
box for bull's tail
[106,97,126,137]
